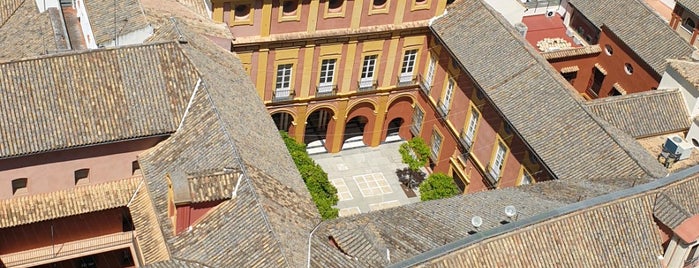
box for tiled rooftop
[568,0,695,75]
[521,14,580,51]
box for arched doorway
[385,118,404,143]
[384,95,414,142]
[342,116,369,150]
[304,108,334,154]
[271,112,294,133]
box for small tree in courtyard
[419,173,460,201]
[398,137,430,188]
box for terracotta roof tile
[568,0,695,75]
[668,59,699,89]
[0,1,57,61]
[85,0,151,45]
[0,42,199,159]
[678,0,699,16]
[431,0,667,182]
[585,89,691,138]
[0,176,139,228]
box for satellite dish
[471,216,483,228]
[505,205,517,218]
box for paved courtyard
[311,141,421,217]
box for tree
[398,137,430,188]
[419,173,460,201]
[280,131,339,220]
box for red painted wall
[0,137,165,199]
[174,200,224,234]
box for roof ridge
[585,88,681,105]
[0,40,177,65]
[389,165,699,267]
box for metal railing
[484,162,501,188]
[272,88,294,102]
[417,74,432,95]
[436,100,450,118]
[1,231,135,267]
[410,123,421,136]
[357,79,378,92]
[397,74,417,87]
[458,129,474,153]
[316,84,338,98]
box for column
[370,94,389,147]
[329,100,349,153]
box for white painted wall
[661,0,676,9]
[482,0,526,25]
[99,25,154,48]
[659,65,699,116]
[35,0,60,13]
[75,0,97,48]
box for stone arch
[345,99,378,118]
[270,111,296,133]
[304,107,336,154]
[344,102,377,148]
[383,95,415,142]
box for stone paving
[311,141,421,217]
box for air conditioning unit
[663,135,694,161]
[545,9,556,17]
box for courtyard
[310,141,421,217]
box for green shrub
[419,173,461,201]
[280,131,339,220]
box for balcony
[484,162,501,188]
[316,84,337,98]
[436,100,450,119]
[397,73,416,87]
[417,74,432,95]
[0,231,135,268]
[357,79,378,92]
[458,130,474,153]
[272,88,294,102]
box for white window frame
[399,49,418,83]
[440,78,455,114]
[359,55,377,88]
[464,109,479,145]
[318,59,336,93]
[490,142,506,180]
[424,54,436,89]
[275,64,293,97]
[430,130,442,159]
[412,107,424,134]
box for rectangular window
[12,178,28,196]
[275,64,293,98]
[430,130,442,160]
[359,55,377,89]
[318,59,336,93]
[75,168,90,185]
[489,142,507,181]
[424,55,436,89]
[439,78,455,116]
[399,49,418,83]
[463,109,479,146]
[411,107,424,134]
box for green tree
[399,137,430,171]
[419,173,461,201]
[280,131,339,220]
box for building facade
[214,0,553,193]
